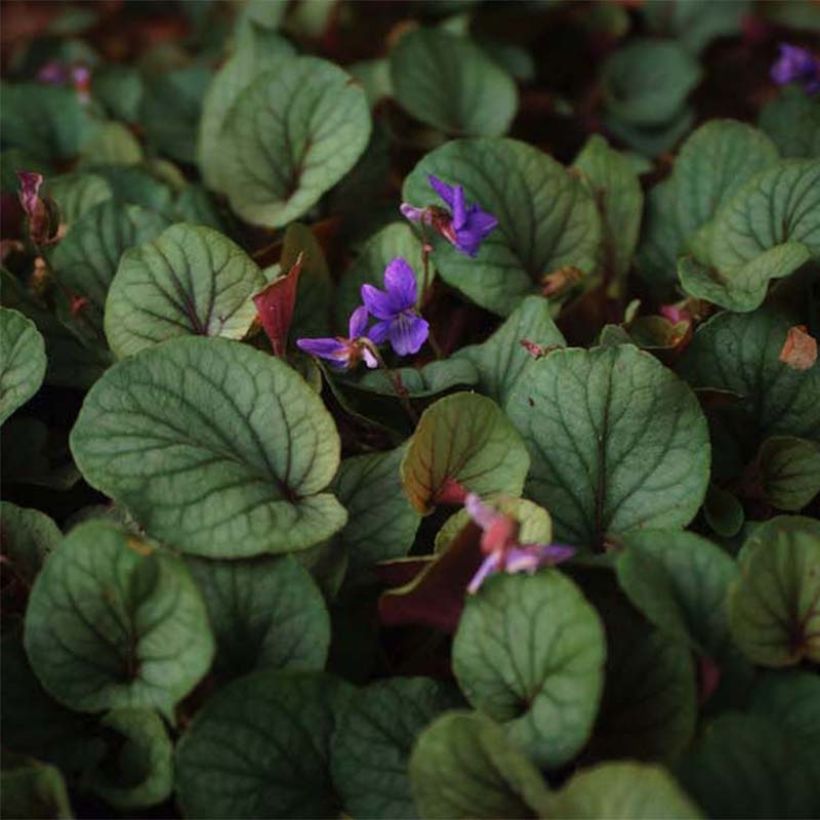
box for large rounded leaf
[0,308,47,424]
[402,139,601,316]
[331,677,461,819]
[105,224,265,358]
[728,515,820,666]
[390,28,518,137]
[409,711,552,819]
[70,337,346,557]
[23,522,214,717]
[452,571,606,766]
[175,670,351,819]
[220,57,371,227]
[507,345,710,548]
[400,392,530,514]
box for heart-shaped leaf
[70,336,346,557]
[220,56,371,227]
[728,515,820,666]
[0,308,47,424]
[354,359,478,399]
[185,554,330,678]
[759,87,820,159]
[390,28,518,137]
[452,571,606,766]
[402,138,601,316]
[331,677,461,819]
[400,392,530,514]
[0,502,60,587]
[23,522,214,717]
[409,711,552,819]
[175,670,351,819]
[755,435,820,511]
[105,223,266,358]
[507,345,710,548]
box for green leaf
[507,345,710,548]
[452,571,606,766]
[573,134,643,283]
[0,502,61,586]
[51,200,169,332]
[174,184,231,232]
[176,670,351,819]
[92,164,175,215]
[759,87,820,159]
[548,761,702,819]
[104,223,265,357]
[678,307,820,444]
[703,483,745,538]
[45,172,113,225]
[402,138,601,316]
[86,709,173,810]
[185,554,330,678]
[748,670,820,750]
[0,755,73,820]
[23,522,214,717]
[601,39,702,127]
[198,26,295,191]
[728,515,820,666]
[354,359,478,399]
[390,28,518,137]
[70,337,346,557]
[409,711,552,819]
[677,713,819,819]
[642,0,749,54]
[756,435,820,511]
[78,121,143,167]
[455,295,565,408]
[219,56,371,227]
[605,106,695,161]
[93,64,144,123]
[281,223,333,340]
[0,308,47,424]
[332,446,421,582]
[400,392,530,514]
[331,677,461,819]
[616,530,739,659]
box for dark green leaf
[0,308,47,425]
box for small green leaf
[642,0,748,54]
[332,446,421,582]
[728,515,820,666]
[1,755,73,820]
[455,295,565,408]
[70,337,346,557]
[185,554,330,678]
[93,64,144,123]
[331,677,461,819]
[24,522,214,717]
[452,572,605,766]
[409,711,552,819]
[220,57,371,227]
[0,308,47,425]
[104,223,265,357]
[390,28,518,137]
[0,502,61,586]
[507,346,710,548]
[51,200,169,331]
[93,164,175,215]
[703,483,745,538]
[175,670,351,819]
[354,359,478,399]
[281,223,333,340]
[400,392,530,514]
[756,435,820,511]
[79,121,143,167]
[45,173,113,224]
[602,39,702,127]
[759,87,820,159]
[403,138,601,316]
[549,761,702,819]
[616,530,739,659]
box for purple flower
[401,176,498,257]
[361,258,429,356]
[464,493,575,594]
[297,305,378,370]
[771,44,820,94]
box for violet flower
[401,175,498,257]
[296,305,378,371]
[361,258,429,356]
[464,493,574,594]
[771,44,820,94]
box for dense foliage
[1,1,819,818]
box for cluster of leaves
[1,1,819,818]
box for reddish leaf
[252,252,303,357]
[779,325,817,372]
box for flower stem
[370,345,418,425]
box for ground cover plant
[1,0,819,817]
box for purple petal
[383,258,418,311]
[428,174,455,209]
[464,493,499,530]
[348,305,369,338]
[389,313,429,357]
[361,284,396,320]
[467,206,499,235]
[367,320,391,345]
[451,185,467,230]
[510,543,576,572]
[468,553,501,594]
[400,203,425,223]
[362,346,379,368]
[296,337,349,366]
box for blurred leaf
[0,308,46,424]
